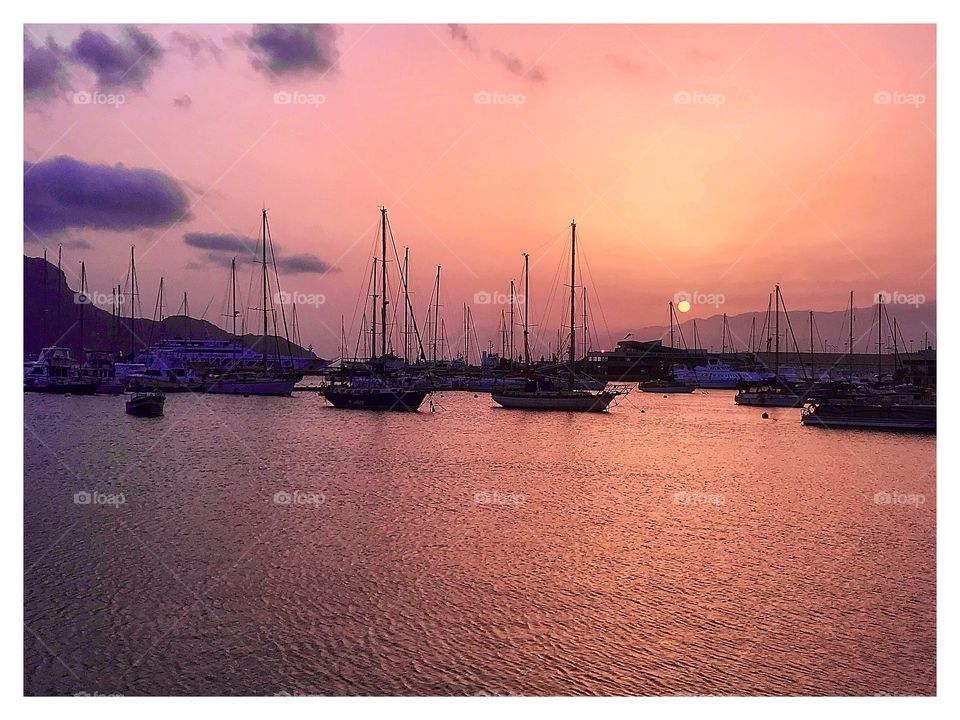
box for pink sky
[24,24,936,358]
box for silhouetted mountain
[629,302,936,355]
[24,255,324,362]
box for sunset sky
[23,24,936,357]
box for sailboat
[491,221,627,412]
[320,207,429,411]
[205,210,297,396]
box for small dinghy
[125,392,165,418]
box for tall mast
[877,294,883,383]
[509,280,516,367]
[693,319,699,351]
[432,265,441,364]
[129,246,137,359]
[669,302,675,349]
[569,220,577,370]
[721,313,727,355]
[78,261,86,361]
[261,210,268,376]
[582,286,588,360]
[371,258,378,361]
[849,290,854,376]
[41,249,48,347]
[522,254,530,367]
[56,245,62,337]
[809,310,814,364]
[403,247,409,364]
[774,284,780,378]
[380,207,388,361]
[750,316,756,353]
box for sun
[677,300,691,313]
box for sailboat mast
[403,247,409,364]
[78,261,86,361]
[57,245,62,337]
[261,210,268,376]
[371,258,378,361]
[509,280,516,367]
[129,246,136,359]
[877,294,883,382]
[433,265,441,364]
[522,253,530,367]
[774,284,780,378]
[380,207,388,361]
[582,286,588,360]
[569,220,576,370]
[721,313,727,355]
[809,310,814,364]
[669,302,674,349]
[849,290,854,376]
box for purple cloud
[277,253,337,275]
[184,232,259,256]
[24,35,67,99]
[491,48,546,83]
[24,156,190,236]
[246,24,340,77]
[69,26,163,89]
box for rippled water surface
[24,389,935,695]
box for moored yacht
[24,347,99,394]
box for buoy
[761,412,769,419]
[474,394,479,398]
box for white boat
[673,359,768,389]
[24,347,100,394]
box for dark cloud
[184,232,335,275]
[491,48,546,83]
[69,26,163,89]
[173,94,192,109]
[24,156,190,236]
[24,35,68,99]
[167,30,224,66]
[246,24,340,77]
[277,253,337,275]
[184,232,259,256]
[447,24,477,52]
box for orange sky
[24,24,936,357]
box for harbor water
[24,389,935,695]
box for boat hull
[491,391,617,412]
[735,393,804,407]
[205,378,296,396]
[802,405,935,433]
[321,388,428,411]
[641,385,694,394]
[125,394,165,417]
[24,380,100,395]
